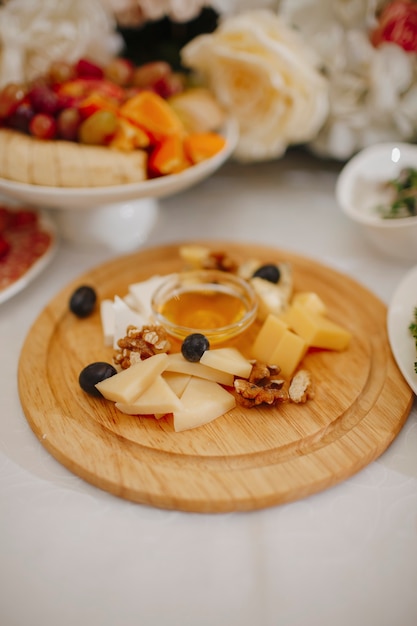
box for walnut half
[114,324,171,369]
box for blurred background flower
[181,10,329,162]
[279,0,417,159]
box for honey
[159,289,247,330]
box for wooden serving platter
[18,241,413,512]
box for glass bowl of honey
[151,269,258,344]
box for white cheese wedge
[164,353,234,386]
[115,375,184,415]
[112,295,149,349]
[200,347,252,378]
[128,274,169,319]
[173,377,236,432]
[162,371,192,397]
[95,353,169,403]
[100,299,115,346]
[250,275,292,322]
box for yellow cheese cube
[251,314,288,363]
[291,291,327,315]
[286,303,351,350]
[268,329,308,378]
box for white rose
[181,9,329,162]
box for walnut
[202,250,238,273]
[234,378,288,408]
[248,361,281,385]
[234,359,314,408]
[288,369,314,404]
[113,324,171,369]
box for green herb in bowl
[409,307,417,373]
[377,167,417,219]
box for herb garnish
[409,307,417,373]
[377,167,417,219]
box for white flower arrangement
[279,0,417,160]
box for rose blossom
[371,0,417,52]
[181,9,329,162]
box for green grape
[78,110,117,145]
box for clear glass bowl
[151,269,258,344]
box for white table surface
[1,150,417,626]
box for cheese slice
[200,347,252,378]
[112,295,149,349]
[173,377,236,432]
[162,371,192,397]
[128,275,168,319]
[164,353,234,386]
[285,303,351,351]
[115,374,183,415]
[250,276,290,321]
[95,353,168,403]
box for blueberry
[181,333,210,362]
[252,264,281,284]
[79,362,117,397]
[69,285,97,317]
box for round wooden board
[18,241,413,513]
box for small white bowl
[336,142,417,262]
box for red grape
[76,58,104,79]
[104,58,135,86]
[0,83,27,118]
[28,85,60,115]
[7,102,35,133]
[29,113,57,139]
[56,107,81,141]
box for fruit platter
[0,58,237,249]
[17,240,413,512]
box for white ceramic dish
[0,211,58,305]
[336,142,417,262]
[0,119,238,251]
[387,263,417,395]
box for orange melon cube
[119,91,185,143]
[183,132,226,164]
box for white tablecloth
[1,151,416,626]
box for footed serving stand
[0,120,238,252]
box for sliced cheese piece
[100,299,115,347]
[178,244,210,268]
[251,314,289,363]
[200,347,252,378]
[286,303,351,351]
[128,275,168,319]
[115,374,183,415]
[291,291,327,315]
[112,295,149,349]
[95,353,168,403]
[268,329,309,379]
[164,353,234,386]
[173,377,236,432]
[162,371,192,397]
[250,276,291,322]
